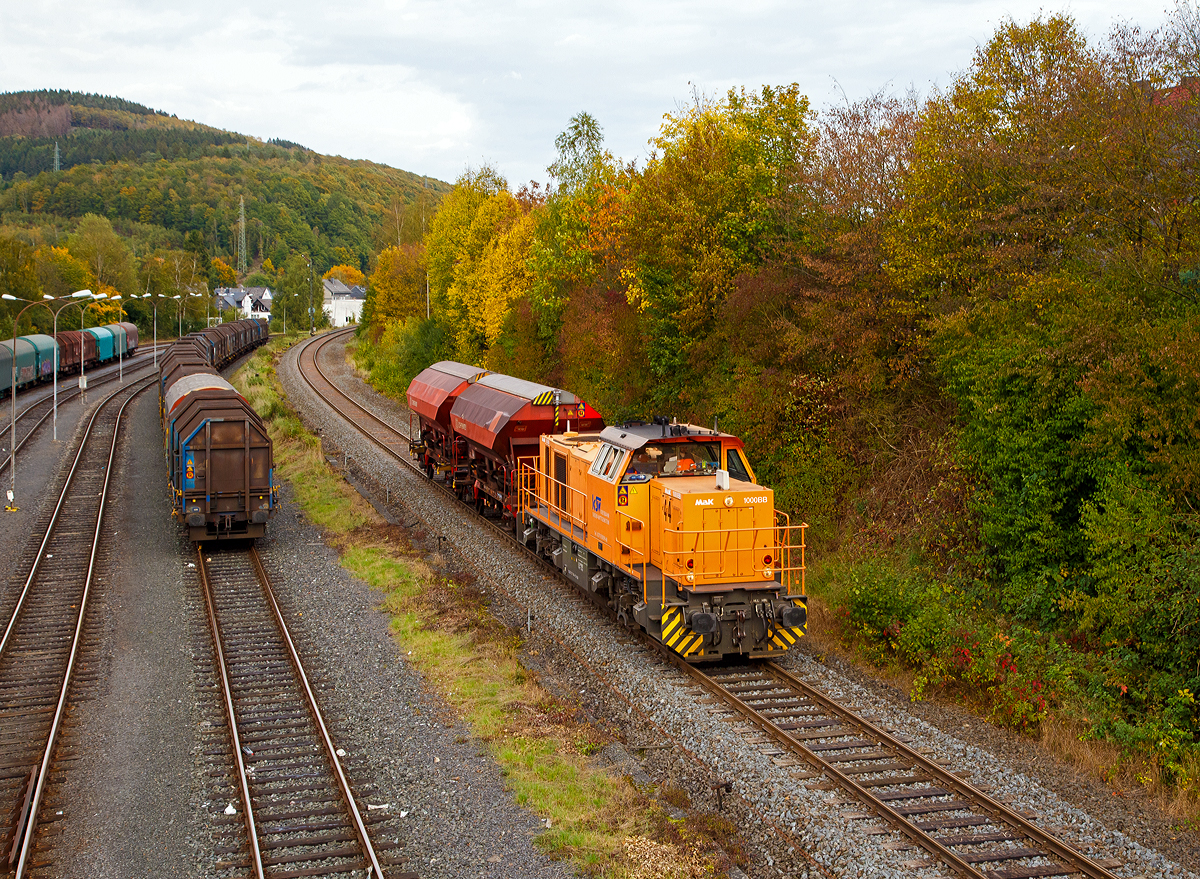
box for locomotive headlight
[763,569,774,578]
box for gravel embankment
[276,332,1199,879]
[249,492,576,879]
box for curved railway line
[196,545,414,879]
[0,376,154,878]
[293,328,1131,879]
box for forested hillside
[0,89,445,339]
[356,12,1200,804]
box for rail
[2,377,153,878]
[294,331,1124,879]
[669,658,1124,879]
[1,360,159,477]
[196,545,393,879]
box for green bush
[357,315,455,398]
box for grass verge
[807,551,1200,826]
[232,334,745,877]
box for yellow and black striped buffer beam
[769,598,807,651]
[661,607,705,657]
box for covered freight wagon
[118,321,139,354]
[21,334,59,380]
[0,338,38,394]
[163,373,275,540]
[102,324,128,357]
[55,330,98,373]
[84,326,115,362]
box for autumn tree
[0,235,40,337]
[70,213,136,294]
[369,245,426,325]
[34,245,90,301]
[210,257,237,288]
[324,263,366,288]
[623,84,816,409]
[425,166,529,362]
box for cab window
[626,441,720,477]
[589,443,627,483]
[726,448,751,482]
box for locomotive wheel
[425,462,434,479]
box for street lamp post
[109,295,126,385]
[142,293,160,367]
[47,290,94,440]
[77,291,108,406]
[173,294,182,338]
[303,255,315,336]
[3,294,60,508]
[3,290,107,508]
[188,292,201,337]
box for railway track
[0,376,154,878]
[0,360,160,478]
[196,545,414,879]
[680,663,1123,879]
[0,344,165,424]
[292,329,1132,879]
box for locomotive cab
[520,420,807,661]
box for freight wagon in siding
[21,335,59,380]
[54,330,97,373]
[159,319,274,541]
[0,338,39,394]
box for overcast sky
[0,1,1176,185]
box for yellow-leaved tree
[324,264,366,288]
[211,257,237,288]
[369,245,426,325]
[426,166,532,362]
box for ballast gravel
[254,491,573,879]
[277,333,1198,879]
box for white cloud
[0,0,1174,185]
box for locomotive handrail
[661,519,808,595]
[775,512,807,597]
[516,461,535,517]
[528,462,589,531]
[615,510,649,606]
